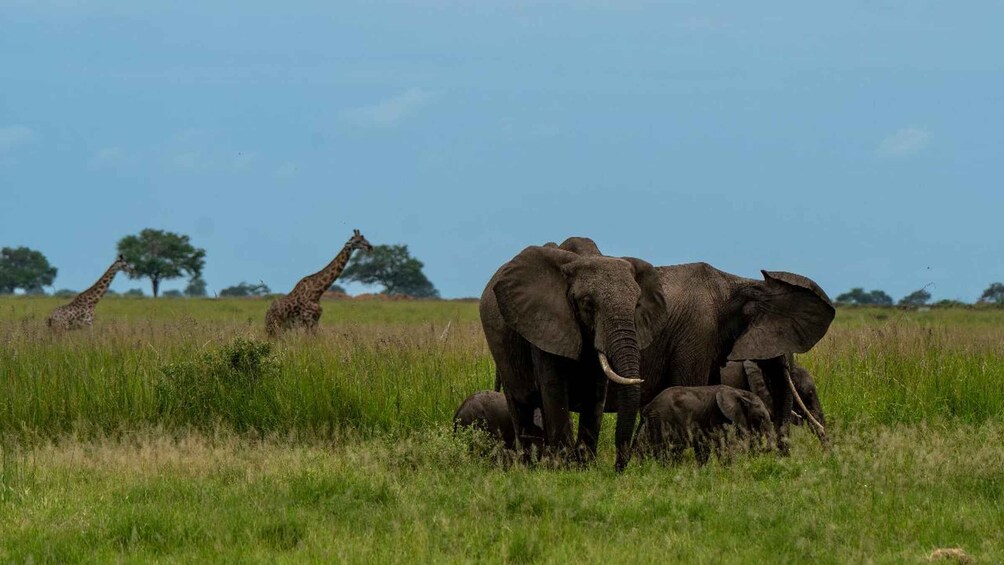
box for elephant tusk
[786,369,827,443]
[597,352,643,386]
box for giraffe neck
[300,241,357,302]
[73,263,122,308]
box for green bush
[155,338,281,431]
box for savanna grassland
[2,297,1003,563]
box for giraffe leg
[301,303,322,333]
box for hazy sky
[2,1,1002,300]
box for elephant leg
[668,444,685,466]
[534,349,574,462]
[774,357,794,456]
[574,370,608,464]
[505,394,543,464]
[693,439,711,466]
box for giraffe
[47,254,134,330]
[265,229,372,336]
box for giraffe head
[113,254,136,275]
[349,229,373,252]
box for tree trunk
[152,277,160,298]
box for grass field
[2,297,1003,562]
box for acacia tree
[117,229,205,297]
[219,281,271,297]
[978,283,1004,305]
[835,287,894,306]
[185,275,207,297]
[0,246,57,294]
[898,288,931,307]
[341,244,439,298]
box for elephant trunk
[603,320,642,472]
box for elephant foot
[572,444,598,468]
[776,434,791,457]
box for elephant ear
[623,257,669,350]
[558,236,602,256]
[716,389,750,428]
[493,246,582,359]
[728,270,836,361]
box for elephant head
[716,388,773,438]
[492,244,669,470]
[790,365,826,428]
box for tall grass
[1,297,490,439]
[2,297,1004,440]
[2,298,1003,562]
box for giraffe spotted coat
[265,229,372,336]
[47,255,133,330]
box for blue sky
[1,1,1002,300]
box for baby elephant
[636,385,772,465]
[720,360,827,431]
[453,391,542,451]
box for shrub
[155,338,281,431]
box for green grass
[1,297,1002,562]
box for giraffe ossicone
[265,229,373,336]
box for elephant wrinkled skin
[606,262,835,461]
[636,385,773,465]
[481,238,669,471]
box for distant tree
[124,288,145,297]
[867,290,894,306]
[898,288,931,307]
[835,287,893,306]
[105,289,119,297]
[185,275,208,297]
[117,229,206,298]
[24,287,47,296]
[978,282,1004,305]
[0,246,57,294]
[162,289,184,298]
[329,283,347,294]
[341,244,439,298]
[219,281,271,297]
[934,299,967,308]
[54,289,77,298]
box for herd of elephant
[457,236,836,471]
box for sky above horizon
[2,1,1002,300]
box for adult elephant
[480,238,669,471]
[608,262,835,467]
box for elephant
[719,358,828,446]
[480,237,670,470]
[453,390,542,451]
[603,260,835,468]
[635,385,773,465]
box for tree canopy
[341,244,439,298]
[0,246,57,294]
[220,281,271,297]
[185,275,208,297]
[117,229,205,298]
[898,288,931,307]
[835,287,894,306]
[978,282,1004,305]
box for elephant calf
[453,391,542,451]
[720,359,827,441]
[635,385,772,465]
